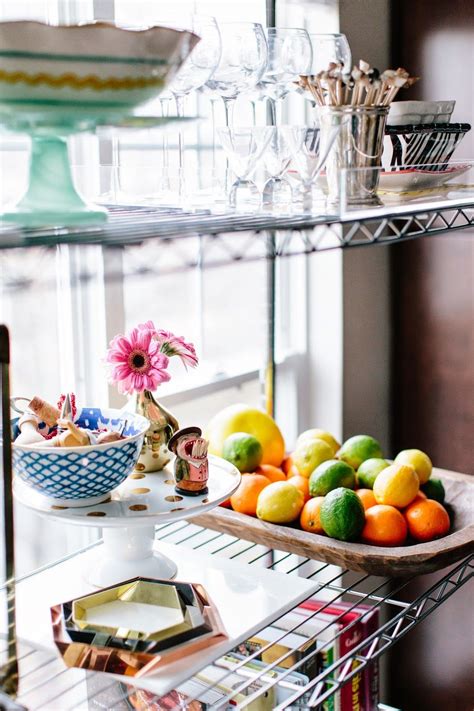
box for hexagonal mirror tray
[51,577,227,677]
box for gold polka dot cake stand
[13,455,240,587]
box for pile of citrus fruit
[206,405,452,547]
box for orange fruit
[361,505,408,546]
[220,498,232,508]
[281,455,294,475]
[409,491,427,506]
[356,488,377,511]
[404,499,450,542]
[256,464,286,483]
[230,474,270,516]
[287,474,311,503]
[300,497,325,534]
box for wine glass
[261,126,296,210]
[309,33,352,74]
[259,28,313,123]
[217,127,270,210]
[289,125,341,212]
[205,22,268,127]
[168,15,222,200]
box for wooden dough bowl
[194,467,474,577]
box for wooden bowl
[193,467,474,577]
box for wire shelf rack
[0,200,472,251]
[5,521,473,710]
[1,201,473,293]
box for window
[0,0,340,577]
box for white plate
[7,540,320,699]
[13,454,240,528]
[379,164,471,192]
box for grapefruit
[206,404,285,467]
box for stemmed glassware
[167,15,222,199]
[205,22,268,127]
[309,33,352,75]
[259,28,313,123]
[261,126,295,210]
[217,127,270,210]
[289,125,341,212]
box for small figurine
[15,413,45,445]
[97,430,123,444]
[168,427,209,496]
[28,396,60,427]
[32,421,91,448]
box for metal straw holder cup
[319,105,389,206]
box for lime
[356,458,390,489]
[337,435,383,469]
[320,488,366,542]
[394,449,432,485]
[222,432,263,473]
[421,478,445,504]
[256,481,304,523]
[373,463,419,508]
[309,459,356,497]
[292,438,333,478]
[296,429,340,456]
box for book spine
[319,643,337,711]
[359,610,379,711]
[338,624,364,711]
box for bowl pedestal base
[1,133,107,227]
[83,525,178,588]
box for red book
[298,600,365,711]
[306,601,379,711]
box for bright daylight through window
[0,0,339,575]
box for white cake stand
[13,455,240,587]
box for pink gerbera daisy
[155,329,199,369]
[106,327,170,395]
[137,321,198,370]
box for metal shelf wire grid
[1,202,473,294]
[4,521,473,710]
[0,201,472,250]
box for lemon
[356,458,390,489]
[394,449,432,485]
[296,429,341,456]
[337,435,383,469]
[373,463,419,508]
[319,488,365,542]
[256,481,304,523]
[206,404,285,467]
[292,438,334,478]
[309,459,355,497]
[222,432,263,473]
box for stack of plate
[51,577,227,677]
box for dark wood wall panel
[389,1,474,710]
[391,0,474,473]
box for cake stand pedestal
[0,107,190,227]
[13,454,240,587]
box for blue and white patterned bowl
[12,407,149,507]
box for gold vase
[133,390,179,473]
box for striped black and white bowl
[383,123,471,171]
